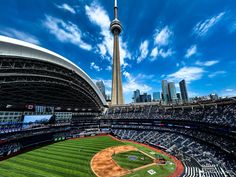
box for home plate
[166,161,174,165]
[147,169,156,175]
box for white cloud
[150,47,173,61]
[103,79,112,89]
[195,60,219,67]
[97,43,107,56]
[225,89,234,92]
[150,47,158,58]
[208,71,226,78]
[123,71,131,80]
[85,3,110,30]
[221,89,236,97]
[154,26,172,46]
[149,26,174,61]
[90,62,102,72]
[106,66,112,71]
[56,3,76,14]
[137,40,149,63]
[124,82,152,94]
[43,15,92,50]
[193,12,225,37]
[158,48,174,58]
[161,74,166,78]
[136,73,154,80]
[123,81,152,94]
[85,2,130,66]
[123,71,152,94]
[103,80,112,97]
[166,66,205,83]
[185,45,197,58]
[0,28,40,45]
[188,91,199,97]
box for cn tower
[110,0,124,105]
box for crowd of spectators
[112,129,236,177]
[106,102,236,127]
[111,125,235,154]
[0,123,22,134]
[0,120,71,135]
[0,142,22,158]
[0,126,71,143]
[176,129,235,153]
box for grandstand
[108,101,236,177]
[112,129,235,177]
[0,36,236,177]
[0,36,107,160]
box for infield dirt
[91,145,137,177]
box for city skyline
[1,0,236,103]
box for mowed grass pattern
[0,136,124,177]
[122,142,176,177]
[112,151,153,170]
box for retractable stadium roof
[0,35,108,112]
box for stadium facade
[0,35,107,113]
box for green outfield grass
[112,150,153,170]
[124,163,176,177]
[0,136,123,177]
[122,141,176,177]
[0,136,176,177]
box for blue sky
[0,0,236,103]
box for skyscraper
[96,81,106,100]
[133,90,151,103]
[176,93,182,100]
[179,79,189,103]
[133,89,140,103]
[111,0,124,105]
[162,80,169,104]
[153,92,161,101]
[140,93,151,102]
[168,82,177,103]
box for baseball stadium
[0,0,236,177]
[0,35,184,177]
[0,33,236,177]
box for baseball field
[0,136,181,177]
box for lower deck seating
[112,129,236,177]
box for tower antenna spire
[114,0,118,19]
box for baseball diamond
[0,136,182,177]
